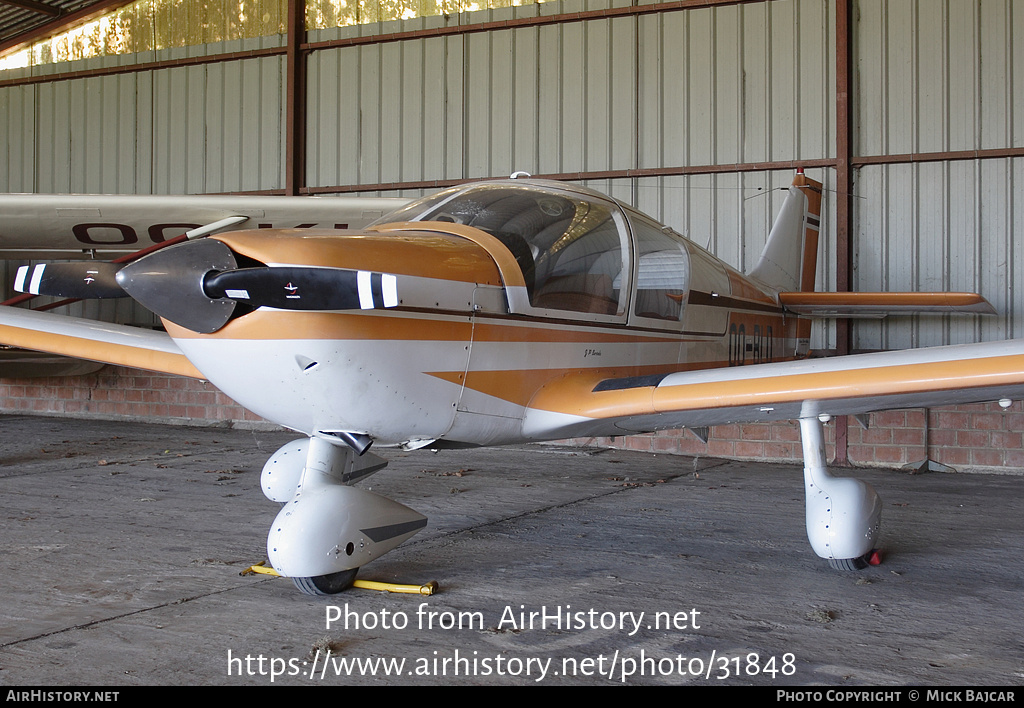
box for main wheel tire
[828,555,870,571]
[292,568,359,595]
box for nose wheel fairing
[264,436,426,586]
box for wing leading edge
[0,306,203,379]
[522,340,1024,440]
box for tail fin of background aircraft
[747,171,823,293]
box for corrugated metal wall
[304,1,834,186]
[0,55,286,195]
[302,0,1022,354]
[852,0,1024,350]
[856,0,1020,156]
[854,161,1024,350]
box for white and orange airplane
[1,172,1022,594]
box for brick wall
[575,401,1024,473]
[0,366,268,428]
[2,366,1022,472]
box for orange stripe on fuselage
[430,360,733,409]
[370,221,528,289]
[165,311,475,342]
[471,320,683,344]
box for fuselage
[163,179,807,447]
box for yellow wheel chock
[243,562,437,595]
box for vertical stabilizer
[748,172,823,293]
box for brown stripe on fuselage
[688,290,784,314]
[726,271,778,304]
[167,310,696,345]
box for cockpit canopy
[373,180,692,325]
[374,181,626,315]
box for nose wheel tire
[292,568,359,595]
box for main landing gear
[261,436,427,595]
[799,416,882,569]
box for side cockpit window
[628,214,690,322]
[379,184,628,317]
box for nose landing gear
[262,435,426,595]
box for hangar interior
[0,0,1022,471]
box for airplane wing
[0,193,409,258]
[0,305,202,379]
[523,339,1024,439]
[778,291,996,317]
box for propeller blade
[14,262,127,299]
[204,267,398,311]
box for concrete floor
[1,414,1021,686]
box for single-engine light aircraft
[2,171,1021,594]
